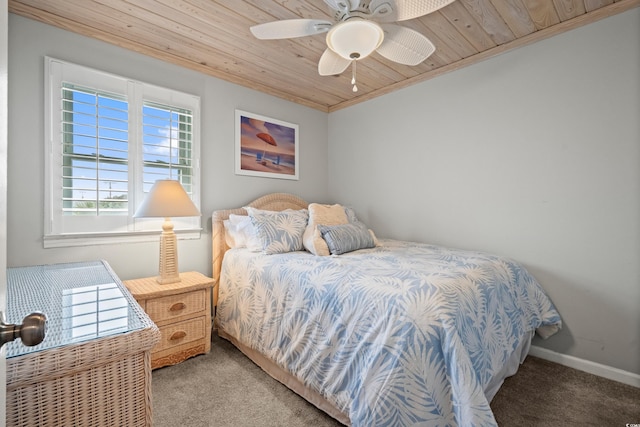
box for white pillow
[223,219,235,247]
[303,203,349,256]
[223,214,261,251]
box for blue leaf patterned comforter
[216,239,561,426]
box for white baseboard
[529,345,640,388]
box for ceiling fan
[250,0,456,92]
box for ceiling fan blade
[377,24,435,66]
[323,0,350,12]
[318,49,351,76]
[250,19,332,40]
[392,0,457,21]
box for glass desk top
[6,260,151,358]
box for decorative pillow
[307,227,328,255]
[343,206,381,247]
[246,207,308,255]
[303,203,349,256]
[344,206,359,224]
[318,221,376,255]
[223,214,262,251]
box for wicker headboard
[211,192,309,305]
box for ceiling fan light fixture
[326,19,384,61]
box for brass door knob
[0,311,47,348]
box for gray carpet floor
[152,334,640,426]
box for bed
[212,193,561,427]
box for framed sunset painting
[235,110,299,180]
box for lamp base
[157,218,181,285]
[156,274,181,285]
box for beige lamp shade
[134,179,200,218]
[134,180,200,285]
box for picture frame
[235,110,299,180]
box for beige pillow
[303,203,348,256]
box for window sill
[43,229,202,249]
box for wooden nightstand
[123,271,213,369]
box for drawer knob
[169,302,186,312]
[170,331,187,341]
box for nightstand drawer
[154,317,206,354]
[145,289,206,323]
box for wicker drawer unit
[124,271,213,369]
[5,260,160,427]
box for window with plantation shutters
[141,102,194,195]
[61,84,129,217]
[45,57,201,248]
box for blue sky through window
[62,85,194,215]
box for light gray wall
[328,9,640,375]
[7,14,329,280]
[7,9,640,376]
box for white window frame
[44,57,201,248]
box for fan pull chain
[351,60,358,92]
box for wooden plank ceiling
[8,0,638,112]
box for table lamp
[134,179,200,284]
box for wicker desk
[5,260,160,427]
